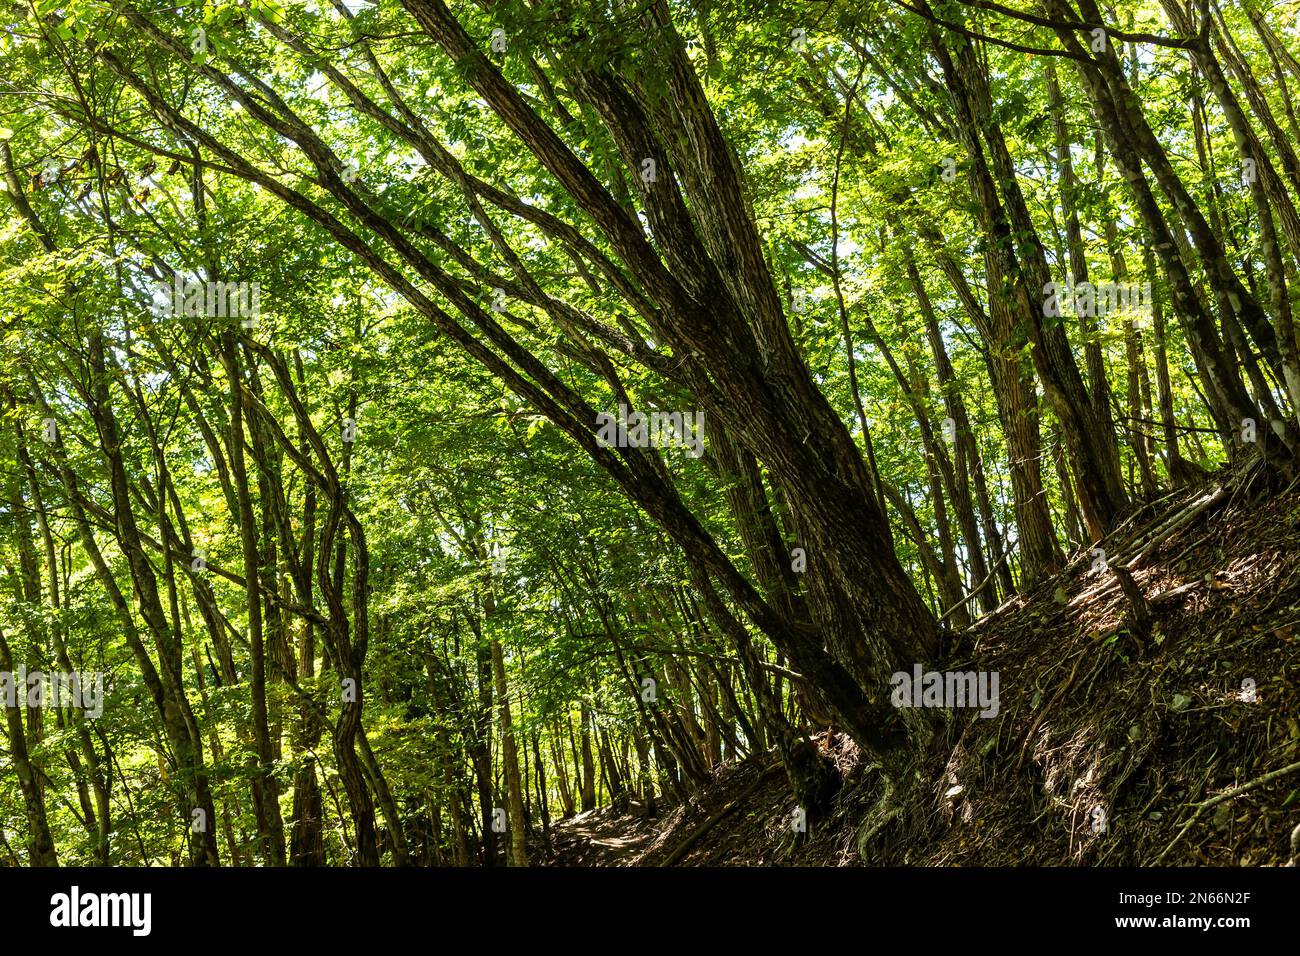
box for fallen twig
[1155,760,1300,864]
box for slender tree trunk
[490,638,528,866]
[219,334,286,866]
[0,624,58,866]
[579,700,597,812]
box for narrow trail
[547,810,659,866]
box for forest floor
[546,464,1300,866]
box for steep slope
[548,467,1300,866]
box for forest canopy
[0,0,1298,867]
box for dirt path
[547,810,660,866]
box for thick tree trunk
[402,0,939,764]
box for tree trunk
[490,638,528,867]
